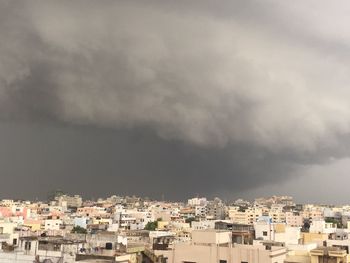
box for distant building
[187,197,207,206]
[55,194,82,208]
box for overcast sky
[1,1,350,203]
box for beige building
[310,247,347,263]
[56,194,82,208]
[301,233,328,246]
[156,230,287,263]
[228,207,263,225]
[269,205,286,223]
[286,212,303,227]
[286,246,348,263]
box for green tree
[144,218,163,231]
[144,221,158,231]
[71,226,87,234]
[185,217,196,225]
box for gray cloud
[0,122,299,200]
[1,1,350,201]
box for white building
[309,220,336,234]
[188,197,208,206]
[254,221,301,245]
[44,219,62,231]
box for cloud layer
[1,1,350,200]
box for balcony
[0,233,10,240]
[328,250,347,257]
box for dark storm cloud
[1,1,350,200]
[0,122,299,200]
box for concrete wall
[192,230,231,245]
[0,252,64,263]
[166,243,286,263]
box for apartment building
[286,212,303,227]
[229,207,263,225]
[254,220,301,245]
[155,230,287,263]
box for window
[105,242,113,250]
[13,238,17,245]
[53,244,61,251]
[263,231,268,236]
[25,241,31,250]
[220,260,227,263]
[241,261,248,263]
